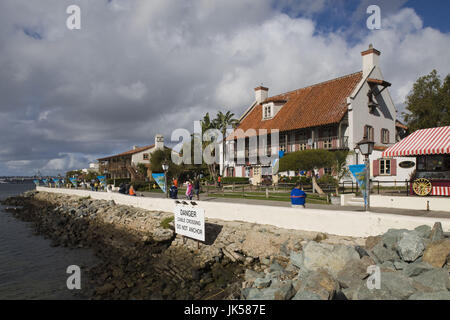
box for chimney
[361,44,380,78]
[132,145,139,150]
[254,86,269,104]
[155,134,164,150]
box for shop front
[382,126,450,196]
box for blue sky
[0,0,449,176]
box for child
[186,180,193,200]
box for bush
[222,177,249,184]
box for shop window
[379,159,391,175]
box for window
[143,153,149,160]
[379,159,391,175]
[263,105,272,119]
[381,129,390,144]
[324,168,332,175]
[364,125,374,141]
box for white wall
[36,187,450,237]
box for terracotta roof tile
[230,71,363,139]
[98,145,155,160]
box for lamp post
[162,160,169,198]
[356,139,374,211]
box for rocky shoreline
[2,191,450,300]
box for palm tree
[213,111,239,176]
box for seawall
[37,187,450,237]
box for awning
[382,126,450,157]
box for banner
[97,175,106,187]
[348,164,367,189]
[52,178,60,187]
[152,173,166,193]
[69,177,78,188]
[42,179,49,186]
[349,164,368,206]
[33,179,40,186]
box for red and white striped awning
[382,126,450,157]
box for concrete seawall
[36,187,450,237]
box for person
[94,180,99,192]
[173,178,178,188]
[118,183,126,194]
[169,184,178,199]
[194,177,200,200]
[90,180,95,191]
[290,183,307,208]
[217,175,222,188]
[186,180,193,200]
[129,185,136,196]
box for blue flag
[69,177,78,188]
[349,164,368,206]
[97,175,106,187]
[152,173,166,193]
[33,179,40,186]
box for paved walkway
[138,191,450,220]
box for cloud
[0,0,448,176]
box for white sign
[174,205,205,242]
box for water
[0,183,98,299]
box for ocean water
[0,183,97,299]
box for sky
[0,0,449,176]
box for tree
[213,111,239,176]
[330,150,351,195]
[279,149,334,195]
[403,70,450,132]
[150,149,183,181]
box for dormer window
[263,104,272,119]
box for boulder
[292,290,323,300]
[296,269,339,300]
[289,251,304,269]
[429,222,444,242]
[397,231,425,262]
[365,236,382,250]
[370,242,400,264]
[336,255,375,289]
[408,291,450,300]
[412,269,450,292]
[254,277,271,289]
[402,261,434,277]
[353,271,416,300]
[246,282,295,300]
[382,229,409,250]
[152,228,174,242]
[422,238,450,268]
[302,242,360,277]
[414,225,431,238]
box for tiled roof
[97,145,155,161]
[230,71,363,139]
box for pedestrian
[194,177,200,200]
[118,183,126,194]
[129,185,136,196]
[186,180,193,200]
[290,182,307,208]
[169,183,178,199]
[217,175,222,188]
[94,180,99,192]
[173,177,178,188]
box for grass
[160,216,174,229]
[204,191,329,205]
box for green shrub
[222,177,250,184]
[160,216,174,229]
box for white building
[224,45,414,185]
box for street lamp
[162,160,169,198]
[356,139,374,211]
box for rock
[408,291,450,300]
[382,229,409,250]
[336,256,375,289]
[378,261,396,271]
[152,228,174,242]
[412,269,450,292]
[254,278,271,289]
[289,251,304,269]
[402,261,434,277]
[393,261,408,270]
[245,282,295,300]
[414,225,432,238]
[260,257,271,266]
[429,222,444,242]
[292,291,322,300]
[370,242,400,264]
[422,238,450,268]
[397,232,425,262]
[355,246,370,258]
[296,269,339,300]
[353,271,416,300]
[269,261,284,273]
[302,241,360,277]
[365,236,382,250]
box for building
[224,45,413,184]
[98,134,166,181]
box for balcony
[283,136,349,152]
